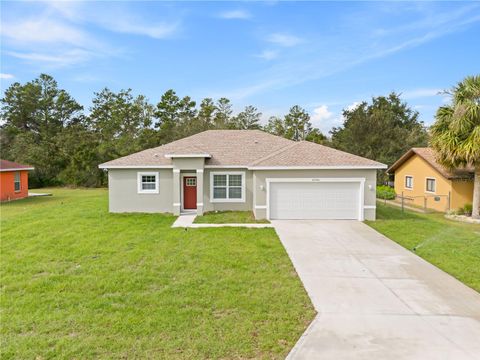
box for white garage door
[269,181,360,220]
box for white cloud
[43,0,83,21]
[7,49,95,67]
[1,15,115,68]
[345,101,361,112]
[311,105,333,123]
[0,18,90,47]
[218,10,251,20]
[401,88,442,99]
[220,4,480,101]
[41,1,181,39]
[0,73,15,79]
[266,33,304,47]
[255,49,278,61]
[100,20,179,39]
[1,1,180,68]
[310,105,343,133]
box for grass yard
[194,211,270,224]
[0,189,314,359]
[366,202,480,292]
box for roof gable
[387,148,474,180]
[251,141,386,168]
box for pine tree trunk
[473,165,480,219]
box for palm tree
[430,75,480,218]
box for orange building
[387,148,474,212]
[0,160,34,202]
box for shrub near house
[376,185,396,200]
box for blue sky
[1,1,479,133]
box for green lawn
[194,211,270,224]
[366,202,480,292]
[0,189,314,359]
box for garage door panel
[270,182,359,220]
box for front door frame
[181,172,197,212]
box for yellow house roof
[387,148,474,180]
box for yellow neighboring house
[387,148,474,212]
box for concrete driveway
[273,220,480,360]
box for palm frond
[431,75,480,167]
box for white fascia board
[164,154,211,158]
[248,165,388,170]
[0,167,35,172]
[98,165,173,169]
[204,165,248,169]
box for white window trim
[265,177,366,221]
[210,171,246,203]
[137,172,159,194]
[425,177,436,193]
[404,175,414,190]
[185,178,197,186]
[14,171,21,192]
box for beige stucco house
[99,130,387,220]
[387,147,474,212]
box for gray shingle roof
[99,130,386,169]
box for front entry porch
[173,169,204,216]
[182,175,197,211]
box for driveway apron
[273,220,480,360]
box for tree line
[0,74,428,187]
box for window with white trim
[211,172,245,202]
[137,172,159,194]
[185,178,196,186]
[405,176,413,189]
[426,178,436,193]
[14,171,21,192]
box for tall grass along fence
[376,186,451,213]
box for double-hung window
[211,172,245,202]
[137,172,159,194]
[426,178,436,193]
[14,172,21,192]
[405,176,413,189]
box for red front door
[183,176,197,210]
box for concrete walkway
[171,214,197,227]
[272,220,480,360]
[171,214,273,228]
[28,192,52,197]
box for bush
[463,203,473,216]
[376,185,396,200]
